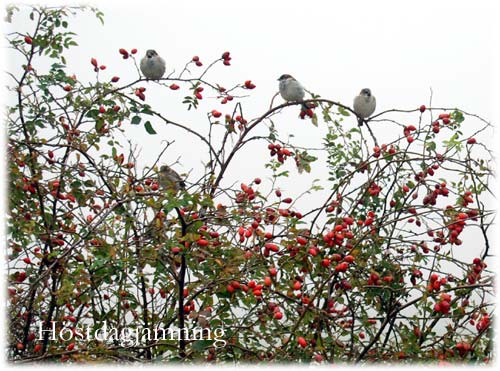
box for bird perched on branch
[143,165,185,241]
[278,74,309,114]
[140,49,166,80]
[158,165,185,193]
[353,88,376,126]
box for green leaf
[191,340,213,351]
[144,121,157,135]
[131,116,141,125]
[338,106,351,116]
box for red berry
[195,92,203,100]
[169,83,180,90]
[254,178,261,185]
[197,239,209,247]
[321,258,331,268]
[24,36,33,44]
[63,85,72,92]
[16,343,24,350]
[264,276,272,286]
[90,58,98,67]
[16,271,27,283]
[467,138,476,144]
[297,336,307,348]
[195,61,203,67]
[335,262,349,272]
[66,343,75,351]
[211,110,222,118]
[244,80,256,89]
[119,48,127,55]
[274,311,283,320]
[111,76,120,83]
[222,51,230,59]
[223,60,231,66]
[419,105,426,113]
[131,48,137,54]
[99,105,106,114]
[344,255,355,263]
[34,344,42,352]
[192,55,200,62]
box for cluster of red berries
[468,257,487,284]
[323,222,354,247]
[191,55,202,67]
[299,103,316,119]
[236,182,256,204]
[241,280,264,298]
[434,292,452,314]
[221,51,231,66]
[447,212,470,245]
[455,342,472,357]
[427,273,447,292]
[194,86,204,100]
[90,57,106,72]
[224,114,247,132]
[373,143,397,158]
[367,272,382,285]
[410,268,423,285]
[134,86,146,101]
[476,313,490,332]
[403,124,417,143]
[183,300,196,315]
[461,191,474,207]
[422,182,449,206]
[219,88,234,104]
[267,302,283,320]
[367,182,381,197]
[268,143,292,164]
[244,80,256,89]
[118,48,137,59]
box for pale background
[1,0,498,369]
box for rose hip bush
[7,6,494,364]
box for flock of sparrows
[140,51,377,192]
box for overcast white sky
[3,0,497,181]
[2,0,498,255]
[1,0,499,367]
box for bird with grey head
[353,88,376,126]
[158,165,185,193]
[140,49,166,80]
[278,74,309,112]
[143,165,185,241]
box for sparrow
[158,165,185,193]
[353,88,376,126]
[278,74,309,112]
[140,49,166,80]
[143,165,185,241]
